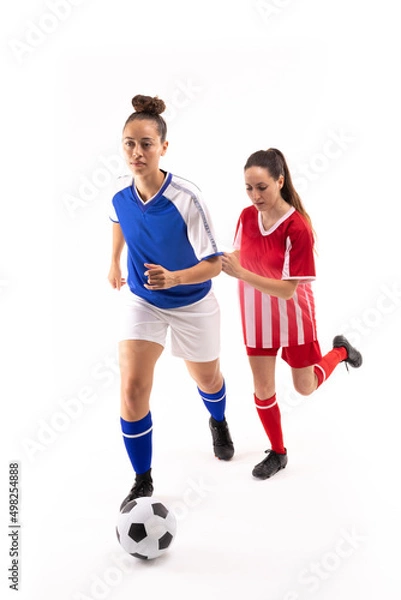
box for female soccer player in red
[222,148,362,480]
[108,95,234,510]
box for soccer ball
[116,497,177,560]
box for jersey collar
[258,206,295,236]
[131,171,172,211]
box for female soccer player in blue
[108,95,234,510]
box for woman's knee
[293,378,316,396]
[254,384,276,400]
[291,366,317,396]
[121,378,151,416]
[197,372,223,393]
[186,359,223,393]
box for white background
[1,1,401,599]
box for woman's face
[122,119,168,177]
[244,166,284,212]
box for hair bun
[131,95,166,115]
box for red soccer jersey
[234,206,318,349]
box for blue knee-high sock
[120,412,153,475]
[198,380,226,422]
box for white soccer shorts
[118,287,221,362]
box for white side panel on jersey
[109,174,132,222]
[282,236,292,279]
[165,176,220,261]
[281,235,315,282]
[233,220,243,250]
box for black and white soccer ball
[116,497,177,560]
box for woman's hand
[222,251,244,279]
[108,264,126,290]
[144,264,179,290]
[223,252,299,299]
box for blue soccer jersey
[109,172,222,309]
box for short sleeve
[282,223,316,281]
[108,197,119,222]
[108,175,132,223]
[185,193,221,261]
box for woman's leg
[185,358,234,460]
[120,339,163,420]
[119,339,163,509]
[291,365,318,396]
[291,335,363,396]
[185,358,224,418]
[248,355,288,479]
[249,355,277,400]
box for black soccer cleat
[209,417,234,461]
[252,449,288,480]
[333,335,363,368]
[119,468,154,512]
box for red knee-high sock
[254,394,285,454]
[314,347,347,388]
